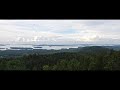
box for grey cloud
[83,20,105,26]
[1,20,120,44]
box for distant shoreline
[0,44,120,51]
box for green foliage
[6,60,25,70]
[43,65,50,70]
[0,46,120,70]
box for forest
[0,46,120,70]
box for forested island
[0,46,120,70]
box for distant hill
[77,46,113,56]
[0,46,114,58]
[103,45,120,51]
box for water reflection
[0,44,80,50]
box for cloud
[0,20,120,44]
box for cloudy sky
[0,20,120,44]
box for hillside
[0,46,120,70]
[0,46,114,58]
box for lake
[0,44,82,50]
[0,44,115,51]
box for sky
[0,20,120,45]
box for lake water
[0,44,82,50]
[0,44,115,51]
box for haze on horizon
[0,20,120,45]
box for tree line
[0,46,120,70]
